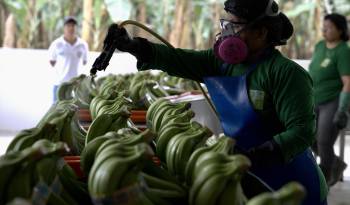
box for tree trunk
[169,0,187,47]
[134,0,147,37]
[207,2,222,48]
[0,2,8,46]
[82,0,93,46]
[94,4,110,51]
[179,2,192,48]
[3,14,16,48]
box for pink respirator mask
[213,19,248,64]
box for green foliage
[2,0,350,57]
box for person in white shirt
[48,16,89,102]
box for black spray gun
[90,24,130,77]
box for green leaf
[284,2,315,18]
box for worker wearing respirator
[100,0,328,204]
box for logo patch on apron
[249,90,265,110]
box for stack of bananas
[3,71,308,205]
[1,139,92,205]
[91,71,201,110]
[7,99,86,155]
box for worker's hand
[246,140,284,167]
[106,24,152,63]
[49,60,56,67]
[333,110,348,130]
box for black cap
[224,0,279,22]
[64,16,77,25]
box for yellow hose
[119,20,219,117]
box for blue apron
[204,64,325,205]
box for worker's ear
[255,27,268,42]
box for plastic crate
[64,156,85,179]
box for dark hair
[64,16,78,25]
[324,13,349,41]
[224,0,293,45]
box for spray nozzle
[90,24,121,77]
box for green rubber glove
[333,92,350,129]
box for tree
[82,0,93,46]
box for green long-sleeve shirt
[309,40,350,105]
[139,44,316,163]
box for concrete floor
[1,132,350,204]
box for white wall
[0,48,137,132]
[0,48,311,133]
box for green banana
[32,139,70,156]
[156,122,198,162]
[192,170,230,205]
[80,136,110,174]
[246,182,306,205]
[85,113,117,144]
[57,80,76,101]
[152,101,191,132]
[184,136,235,186]
[218,179,247,205]
[173,126,212,180]
[5,161,37,202]
[90,144,151,197]
[58,163,93,205]
[0,147,44,204]
[140,172,185,194]
[146,98,169,124]
[190,154,251,205]
[159,109,195,131]
[11,123,57,152]
[165,126,206,175]
[6,127,39,153]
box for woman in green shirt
[309,13,350,187]
[94,0,328,204]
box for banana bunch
[6,123,57,153]
[185,135,236,186]
[88,142,154,199]
[70,113,88,154]
[8,99,86,155]
[165,125,213,180]
[72,74,97,109]
[246,182,306,205]
[130,80,171,110]
[57,74,86,101]
[146,98,192,132]
[189,152,251,205]
[1,140,85,205]
[89,91,131,120]
[85,107,131,144]
[95,96,132,118]
[97,74,129,95]
[156,121,202,162]
[36,98,78,129]
[0,146,44,204]
[81,129,155,175]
